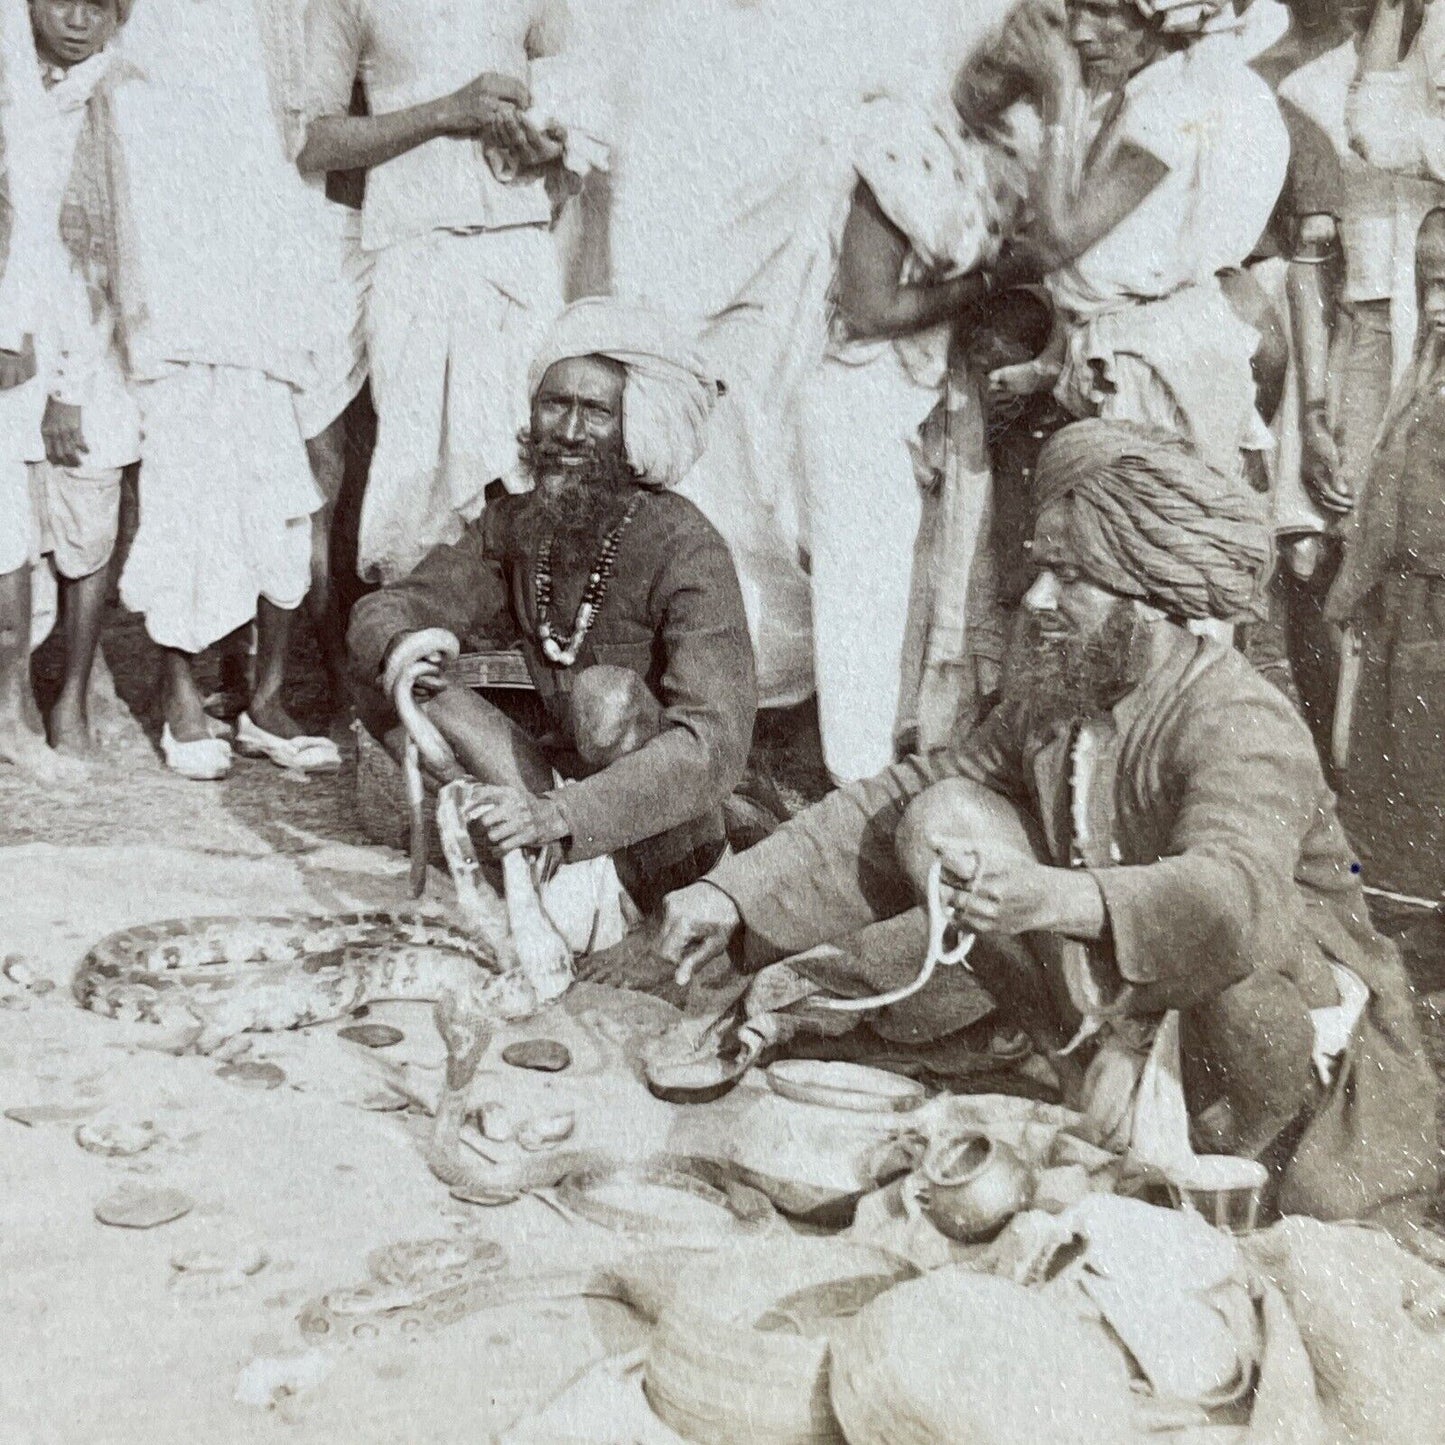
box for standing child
[27,0,140,758]
[1327,207,1445,889]
[0,0,135,779]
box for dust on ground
[1,599,1442,1444]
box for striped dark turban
[1033,420,1272,623]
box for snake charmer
[653,418,1439,1239]
[348,298,757,954]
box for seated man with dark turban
[349,299,757,944]
[653,418,1438,1236]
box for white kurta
[254,0,373,441]
[110,0,325,652]
[303,0,605,583]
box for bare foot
[163,684,214,744]
[86,656,132,743]
[0,715,88,785]
[246,692,306,740]
[48,689,96,760]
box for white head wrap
[1131,0,1235,37]
[527,298,721,490]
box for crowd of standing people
[0,0,1441,874]
[0,0,1441,1241]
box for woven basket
[644,1238,915,1445]
[828,1268,1141,1445]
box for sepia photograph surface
[2,0,1444,1438]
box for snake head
[433,988,492,1090]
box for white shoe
[235,713,342,772]
[160,724,232,781]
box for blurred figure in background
[606,0,1016,744]
[991,0,1288,483]
[1271,0,1445,768]
[1326,210,1445,893]
[802,22,1035,781]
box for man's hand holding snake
[937,847,1107,940]
[382,628,461,702]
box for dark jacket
[349,489,757,906]
[711,631,1437,1223]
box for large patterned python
[70,671,760,1341]
[73,910,526,1040]
[74,662,582,1202]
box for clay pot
[919,1131,1032,1243]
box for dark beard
[1001,601,1147,733]
[515,431,641,574]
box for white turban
[527,298,721,490]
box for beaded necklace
[532,494,642,667]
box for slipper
[160,724,232,781]
[235,713,342,772]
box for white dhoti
[294,201,371,443]
[0,378,44,578]
[1055,283,1267,480]
[120,365,319,654]
[800,345,936,783]
[360,227,564,585]
[677,308,817,709]
[0,378,55,652]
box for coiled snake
[74,654,578,1208]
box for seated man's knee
[1185,970,1318,1154]
[896,777,1043,891]
[569,666,660,767]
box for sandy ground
[0,603,837,1445]
[2,599,1443,1444]
[0,831,768,1444]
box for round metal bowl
[764,1059,926,1114]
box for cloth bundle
[485,52,611,184]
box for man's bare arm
[297,73,531,175]
[1022,129,1168,275]
[1358,0,1406,74]
[1290,214,1352,513]
[833,182,992,341]
[985,3,1168,278]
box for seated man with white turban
[653,418,1438,1237]
[349,299,756,938]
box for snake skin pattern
[71,911,543,1040]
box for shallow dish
[556,1158,774,1235]
[765,1059,925,1114]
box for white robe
[605,0,1016,709]
[109,0,324,651]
